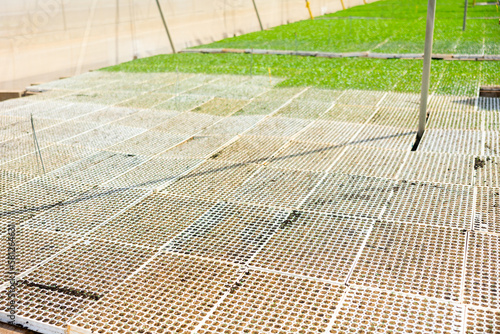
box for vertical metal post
[463,0,468,31]
[340,0,346,10]
[252,0,264,31]
[31,114,46,175]
[155,0,176,54]
[416,0,437,142]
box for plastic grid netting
[349,221,466,301]
[199,271,346,334]
[331,287,464,334]
[0,116,62,142]
[3,100,73,118]
[87,194,217,249]
[154,95,213,113]
[161,161,260,202]
[116,93,174,109]
[0,169,34,194]
[211,136,288,165]
[249,212,372,282]
[107,130,189,157]
[476,156,500,187]
[51,151,149,187]
[104,158,203,190]
[0,239,155,329]
[274,100,333,119]
[464,232,500,309]
[295,120,365,146]
[474,187,500,235]
[35,120,102,143]
[0,176,89,226]
[322,104,376,124]
[485,131,499,156]
[369,106,419,129]
[153,112,221,135]
[165,202,289,264]
[159,135,234,159]
[80,106,140,124]
[68,252,241,333]
[300,173,396,219]
[0,227,78,283]
[377,92,421,110]
[244,117,312,138]
[190,98,249,117]
[198,115,264,136]
[351,124,417,151]
[25,187,149,236]
[428,95,476,113]
[0,135,54,164]
[231,167,322,209]
[39,102,106,121]
[328,146,407,179]
[382,181,474,229]
[113,109,179,129]
[428,110,482,130]
[267,141,345,172]
[2,143,97,175]
[465,307,500,334]
[418,130,484,155]
[61,124,146,150]
[400,151,475,186]
[336,90,387,106]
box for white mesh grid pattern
[211,136,288,164]
[267,141,344,172]
[198,115,264,136]
[35,120,102,143]
[295,120,365,145]
[231,167,322,209]
[249,212,372,282]
[328,146,407,179]
[154,94,213,112]
[87,194,216,248]
[476,157,499,187]
[79,106,140,124]
[400,151,475,186]
[69,252,241,333]
[0,176,89,226]
[3,100,73,118]
[464,232,500,309]
[322,104,375,124]
[383,181,474,229]
[300,173,396,219]
[0,169,34,194]
[104,158,203,190]
[465,307,500,334]
[200,271,346,334]
[113,109,179,129]
[378,92,421,110]
[0,227,78,283]
[25,187,149,236]
[116,93,174,109]
[485,131,499,156]
[161,161,259,202]
[474,187,500,235]
[428,95,475,113]
[331,287,464,334]
[0,135,53,164]
[336,90,387,106]
[159,135,234,159]
[349,221,466,301]
[244,117,312,137]
[369,106,419,129]
[190,98,249,116]
[0,116,62,142]
[165,202,289,264]
[428,110,482,130]
[107,130,189,157]
[61,124,146,150]
[418,130,484,155]
[352,124,416,151]
[153,112,221,135]
[275,100,333,119]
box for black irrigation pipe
[182,48,500,61]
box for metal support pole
[416,0,437,143]
[340,0,346,10]
[252,0,264,31]
[155,0,176,54]
[31,114,46,175]
[463,0,468,31]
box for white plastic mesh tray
[464,232,500,309]
[211,136,288,164]
[465,307,500,334]
[249,212,372,282]
[331,287,463,333]
[68,252,241,333]
[474,187,499,235]
[349,221,466,301]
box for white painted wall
[0,0,371,90]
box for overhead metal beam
[155,0,176,54]
[416,0,437,143]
